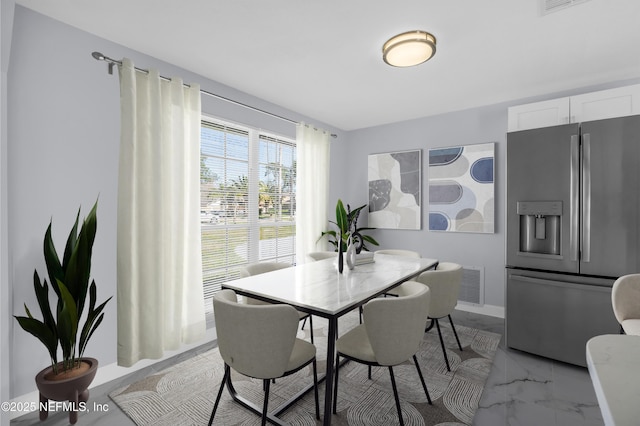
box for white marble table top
[223,255,438,317]
[586,334,640,426]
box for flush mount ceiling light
[382,30,437,67]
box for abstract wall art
[368,150,421,230]
[428,143,495,233]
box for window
[200,119,296,312]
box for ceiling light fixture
[382,30,437,67]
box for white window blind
[200,119,296,313]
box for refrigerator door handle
[582,133,591,263]
[570,135,580,262]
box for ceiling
[15,0,640,131]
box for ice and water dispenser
[517,201,562,256]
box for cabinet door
[507,97,570,132]
[570,84,640,123]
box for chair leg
[208,364,230,426]
[413,355,432,405]
[448,314,463,351]
[261,379,270,426]
[388,366,404,426]
[312,360,320,420]
[425,318,435,333]
[333,354,340,414]
[368,365,372,380]
[301,316,307,330]
[435,318,451,371]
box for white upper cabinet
[507,98,570,132]
[570,84,640,123]
[508,84,640,132]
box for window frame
[200,116,297,316]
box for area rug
[110,312,501,425]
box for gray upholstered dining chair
[414,262,464,371]
[374,249,421,258]
[332,281,432,426]
[240,261,314,343]
[611,273,640,335]
[374,249,422,321]
[209,289,320,426]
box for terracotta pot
[35,357,98,424]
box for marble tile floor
[11,309,604,426]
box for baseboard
[9,327,217,420]
[455,302,505,319]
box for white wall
[6,6,341,400]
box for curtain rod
[91,51,337,138]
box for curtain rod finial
[91,51,105,61]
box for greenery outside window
[200,118,296,314]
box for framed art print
[368,150,421,230]
[428,143,494,233]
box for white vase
[345,235,356,270]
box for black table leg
[323,316,338,425]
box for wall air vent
[540,0,591,15]
[458,266,484,305]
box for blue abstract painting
[428,143,494,233]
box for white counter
[586,334,640,426]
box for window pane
[259,224,296,262]
[202,226,250,297]
[201,121,296,315]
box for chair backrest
[239,261,291,305]
[374,249,421,258]
[415,262,462,319]
[363,281,430,366]
[239,261,291,278]
[213,289,300,379]
[307,251,336,262]
[612,274,640,323]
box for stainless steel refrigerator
[506,114,640,367]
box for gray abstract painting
[368,150,421,229]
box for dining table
[222,254,438,426]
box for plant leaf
[33,272,57,341]
[56,280,78,364]
[14,316,58,366]
[361,234,380,246]
[335,199,348,235]
[43,222,63,299]
[64,201,97,318]
[62,208,80,273]
[79,313,104,358]
[79,281,111,357]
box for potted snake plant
[14,200,111,424]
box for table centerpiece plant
[319,199,379,254]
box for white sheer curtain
[117,58,205,367]
[296,123,331,264]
